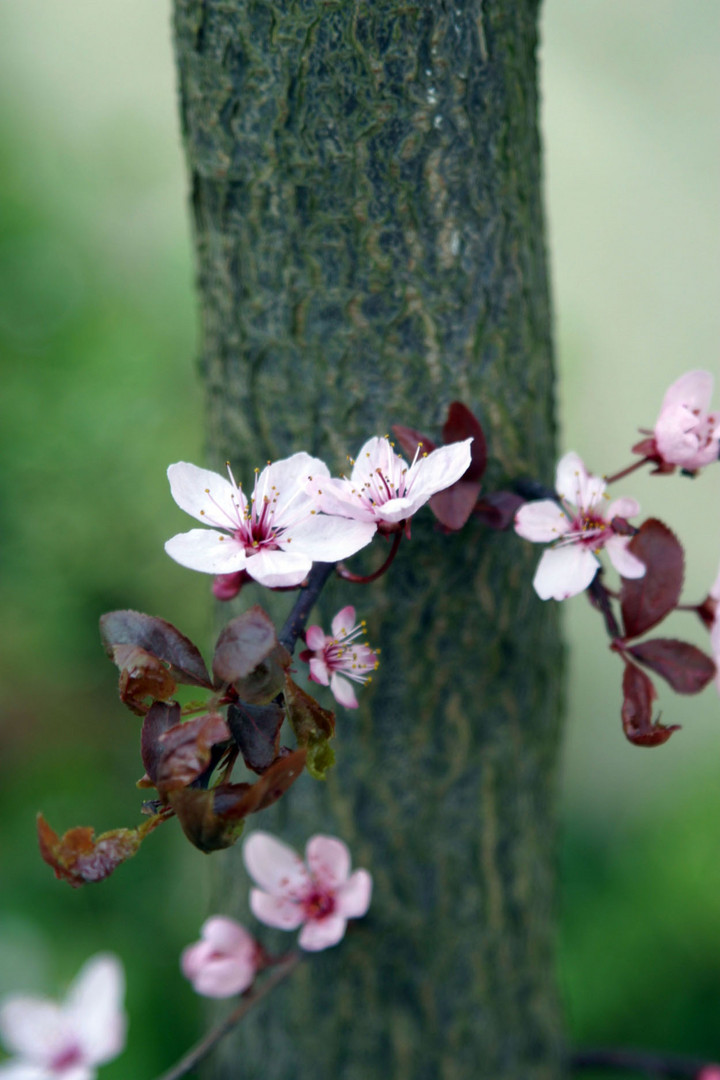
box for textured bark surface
[173,1,565,1077]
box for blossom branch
[153,951,302,1080]
[570,1046,711,1077]
[587,574,622,640]
[278,562,335,653]
[604,457,652,485]
[336,529,403,584]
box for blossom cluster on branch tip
[306,435,473,532]
[164,454,376,589]
[244,831,372,952]
[182,917,260,999]
[300,605,379,708]
[514,451,645,601]
[638,369,720,472]
[0,954,126,1079]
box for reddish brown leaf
[37,813,165,887]
[227,700,285,775]
[621,660,680,747]
[141,701,181,784]
[429,482,482,531]
[391,425,437,461]
[213,607,291,702]
[170,749,306,852]
[441,401,487,481]
[100,611,212,688]
[155,712,231,794]
[620,519,684,639]
[284,676,335,744]
[474,491,525,530]
[112,645,176,716]
[626,638,716,695]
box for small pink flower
[0,954,126,1079]
[697,1068,720,1080]
[307,435,472,531]
[243,831,372,952]
[165,454,376,589]
[299,606,378,709]
[648,370,720,471]
[514,451,646,601]
[181,917,259,999]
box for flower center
[51,1044,84,1072]
[303,888,336,921]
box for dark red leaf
[227,700,285,775]
[626,638,716,695]
[441,401,487,482]
[620,660,680,747]
[141,701,181,783]
[429,482,482,531]
[100,611,212,688]
[37,813,166,887]
[620,519,684,639]
[155,713,231,794]
[391,424,437,462]
[213,607,291,702]
[170,749,306,852]
[474,491,526,530]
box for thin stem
[152,952,302,1080]
[604,457,651,485]
[278,562,335,653]
[336,529,403,584]
[571,1046,708,1077]
[587,574,622,640]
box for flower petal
[297,914,348,952]
[349,437,396,486]
[335,869,373,919]
[244,548,313,589]
[0,1064,59,1080]
[606,497,641,520]
[329,672,359,708]
[305,835,351,889]
[167,462,246,530]
[307,478,378,523]
[532,545,600,601]
[243,832,311,899]
[0,999,65,1063]
[330,607,356,639]
[165,530,248,575]
[258,453,329,526]
[309,657,331,686]
[605,536,646,579]
[403,439,473,511]
[64,954,126,1066]
[200,917,255,956]
[249,889,305,931]
[514,500,570,543]
[660,370,714,413]
[282,516,376,562]
[305,626,328,651]
[555,451,605,509]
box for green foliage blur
[0,2,718,1076]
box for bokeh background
[0,2,718,1075]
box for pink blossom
[649,370,720,471]
[306,435,473,531]
[710,561,720,697]
[181,917,259,999]
[299,606,379,709]
[164,454,376,589]
[514,451,646,601]
[697,1069,720,1080]
[243,831,372,952]
[0,954,126,1080]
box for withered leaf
[213,607,291,703]
[155,712,231,795]
[37,813,166,887]
[100,610,212,688]
[141,701,181,784]
[284,676,336,780]
[112,644,176,716]
[621,660,680,748]
[227,700,285,774]
[620,519,684,639]
[626,638,716,695]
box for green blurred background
[0,2,718,1076]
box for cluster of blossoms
[182,831,372,997]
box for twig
[336,529,402,583]
[604,457,652,485]
[571,1046,708,1077]
[587,574,622,640]
[278,562,335,653]
[152,951,302,1080]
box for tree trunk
[173,1,565,1077]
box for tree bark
[173,1,565,1077]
